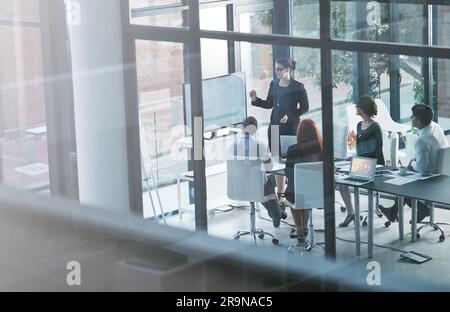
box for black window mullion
[189,0,208,233]
[390,2,401,121]
[423,5,431,111]
[431,4,438,122]
[273,0,290,74]
[226,3,236,73]
[320,0,336,260]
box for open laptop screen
[350,157,377,179]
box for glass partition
[129,0,188,28]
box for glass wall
[435,58,450,130]
[435,5,450,48]
[0,0,49,192]
[129,0,188,27]
[331,1,426,45]
[291,0,320,38]
[135,40,186,184]
[124,1,450,268]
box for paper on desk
[384,177,416,185]
[337,164,351,172]
[335,160,351,166]
[271,163,286,172]
[392,171,440,181]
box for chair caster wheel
[362,221,368,227]
[416,233,421,240]
[376,213,383,218]
[290,229,296,239]
[258,234,265,240]
[385,221,391,228]
[439,235,445,242]
[272,238,279,245]
[360,216,363,221]
[281,211,288,220]
[340,206,346,213]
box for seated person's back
[284,119,323,204]
[285,143,322,204]
[227,116,280,227]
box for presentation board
[184,72,247,136]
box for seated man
[229,116,282,227]
[379,105,449,222]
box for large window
[0,0,49,192]
[136,40,186,185]
[331,1,426,45]
[129,0,188,27]
[123,1,450,263]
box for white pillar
[69,0,130,213]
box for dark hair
[242,116,258,134]
[412,104,433,126]
[356,96,378,117]
[296,119,323,159]
[275,57,297,73]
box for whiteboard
[184,72,247,136]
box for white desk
[175,133,237,218]
[26,126,47,136]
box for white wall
[69,0,130,213]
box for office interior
[1,0,450,291]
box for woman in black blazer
[250,57,310,196]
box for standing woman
[249,57,310,197]
[338,96,385,227]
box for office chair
[373,99,411,138]
[333,123,350,212]
[416,147,450,242]
[346,105,362,136]
[365,131,399,228]
[227,160,279,245]
[287,162,325,254]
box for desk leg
[398,196,404,240]
[354,186,361,257]
[411,199,418,242]
[368,190,374,259]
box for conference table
[271,163,450,259]
[354,174,450,258]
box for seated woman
[338,96,385,227]
[283,119,323,243]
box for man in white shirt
[408,106,449,174]
[379,105,449,222]
[229,116,282,227]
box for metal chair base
[288,241,325,255]
[233,202,279,245]
[416,204,446,242]
[288,209,324,255]
[416,222,446,242]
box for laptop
[280,135,297,159]
[336,157,377,186]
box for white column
[69,0,130,213]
